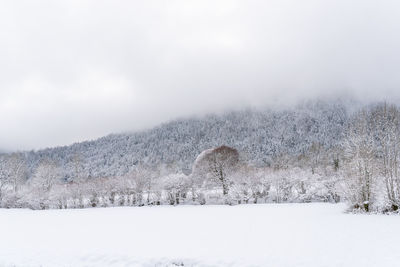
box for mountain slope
[15,100,350,180]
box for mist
[1,0,400,151]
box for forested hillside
[3,99,400,213]
[2,99,350,180]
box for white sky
[1,0,400,151]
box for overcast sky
[1,0,400,151]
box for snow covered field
[1,203,399,267]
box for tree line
[0,101,399,212]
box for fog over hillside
[2,1,400,151]
[3,98,400,212]
[2,98,354,180]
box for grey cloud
[1,0,400,150]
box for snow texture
[0,203,399,267]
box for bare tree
[29,159,61,209]
[6,153,27,193]
[343,110,376,211]
[193,146,239,197]
[0,156,8,204]
[309,142,323,174]
[370,103,400,211]
[162,173,189,205]
[32,159,60,192]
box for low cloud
[1,0,400,150]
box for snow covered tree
[192,146,239,197]
[6,153,27,193]
[27,159,61,209]
[343,110,376,211]
[370,103,400,211]
[161,173,189,205]
[31,159,60,192]
[0,157,8,205]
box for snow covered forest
[0,99,399,213]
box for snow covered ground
[0,203,399,267]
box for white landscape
[2,1,400,267]
[1,203,399,267]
